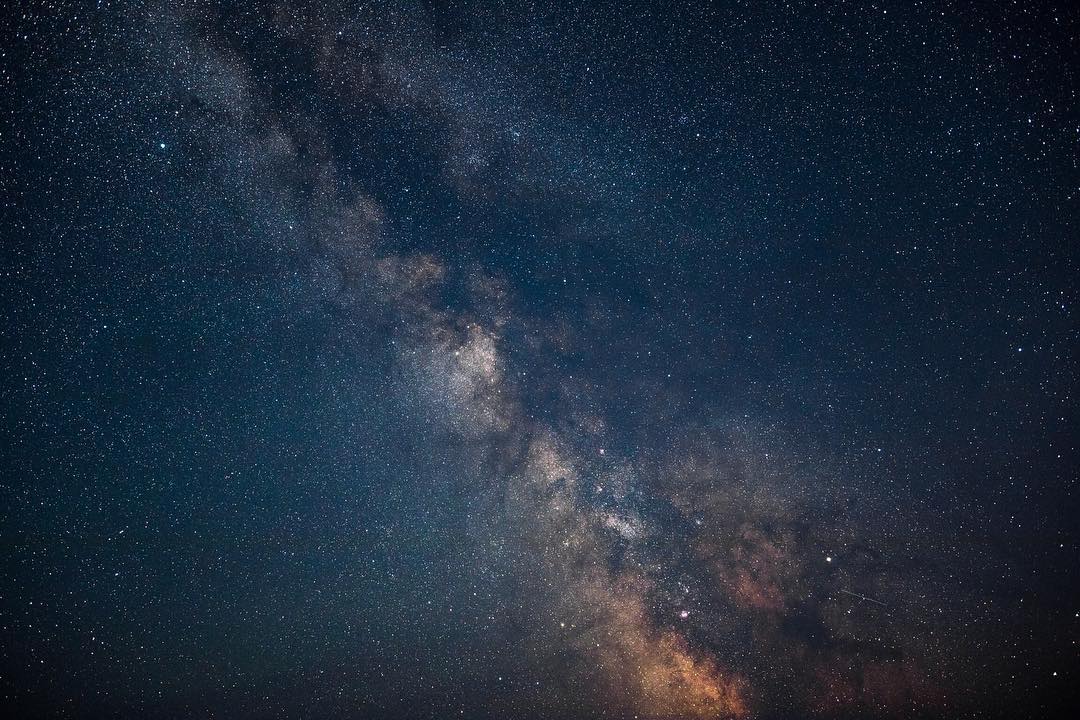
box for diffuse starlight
[4,0,1077,718]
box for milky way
[3,1,1079,718]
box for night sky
[3,1,1079,718]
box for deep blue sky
[3,1,1078,718]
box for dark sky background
[2,1,1079,718]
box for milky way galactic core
[3,1,1078,718]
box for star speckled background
[2,1,1079,718]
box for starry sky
[2,1,1079,718]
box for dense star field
[2,1,1079,718]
